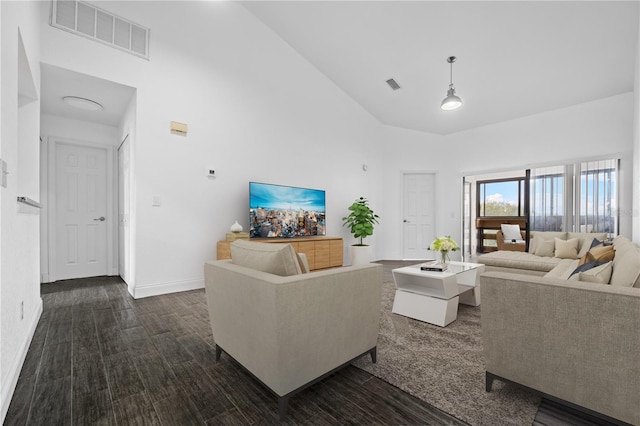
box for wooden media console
[216,236,343,271]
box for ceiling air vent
[386,78,401,91]
[50,0,150,60]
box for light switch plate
[152,196,161,206]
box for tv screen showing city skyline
[249,182,326,238]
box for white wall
[0,1,42,421]
[633,6,640,244]
[39,1,385,297]
[379,126,445,260]
[41,114,120,146]
[381,93,634,259]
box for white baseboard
[133,278,204,299]
[1,298,43,423]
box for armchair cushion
[230,240,301,276]
[501,224,523,242]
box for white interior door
[55,143,108,280]
[402,173,436,259]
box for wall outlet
[207,168,216,177]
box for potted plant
[342,197,380,265]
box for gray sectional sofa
[479,231,608,276]
[478,233,640,425]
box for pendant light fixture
[441,56,462,111]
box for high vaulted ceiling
[40,2,639,135]
[243,1,639,135]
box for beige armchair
[204,241,382,420]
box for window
[577,159,617,234]
[529,159,617,235]
[476,177,525,251]
[529,166,564,232]
[477,179,525,217]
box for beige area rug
[352,264,540,426]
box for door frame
[400,170,438,260]
[44,137,117,282]
[117,134,131,286]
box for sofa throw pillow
[529,232,567,254]
[501,224,523,242]
[579,261,613,284]
[576,237,593,258]
[230,240,302,276]
[296,252,310,273]
[578,244,614,266]
[534,238,555,257]
[528,235,537,254]
[576,237,603,258]
[585,245,615,263]
[610,244,640,287]
[554,238,579,259]
[569,260,607,277]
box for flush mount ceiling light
[440,56,462,111]
[62,96,103,111]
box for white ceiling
[41,63,135,127]
[242,1,639,135]
[40,2,639,135]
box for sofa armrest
[480,272,640,425]
[204,261,383,396]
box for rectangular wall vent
[386,78,401,91]
[50,0,150,60]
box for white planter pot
[349,245,372,265]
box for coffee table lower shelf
[392,290,460,327]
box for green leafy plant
[342,197,380,246]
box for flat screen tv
[249,182,326,238]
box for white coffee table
[391,261,485,327]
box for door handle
[94,216,106,222]
[403,219,410,223]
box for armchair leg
[370,346,377,364]
[215,345,222,362]
[278,396,290,420]
[485,372,494,392]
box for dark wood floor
[4,275,466,425]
